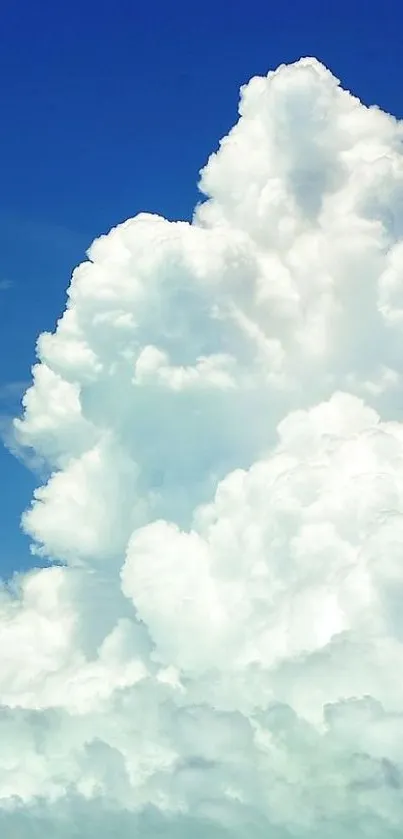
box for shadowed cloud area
[3,57,403,836]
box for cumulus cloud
[3,56,403,836]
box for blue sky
[1,0,402,577]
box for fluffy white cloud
[3,56,403,836]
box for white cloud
[3,56,403,835]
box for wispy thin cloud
[0,380,28,403]
[0,279,13,292]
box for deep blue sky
[1,0,402,576]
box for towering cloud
[2,57,403,836]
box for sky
[1,0,403,574]
[4,3,403,836]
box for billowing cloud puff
[3,57,403,836]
